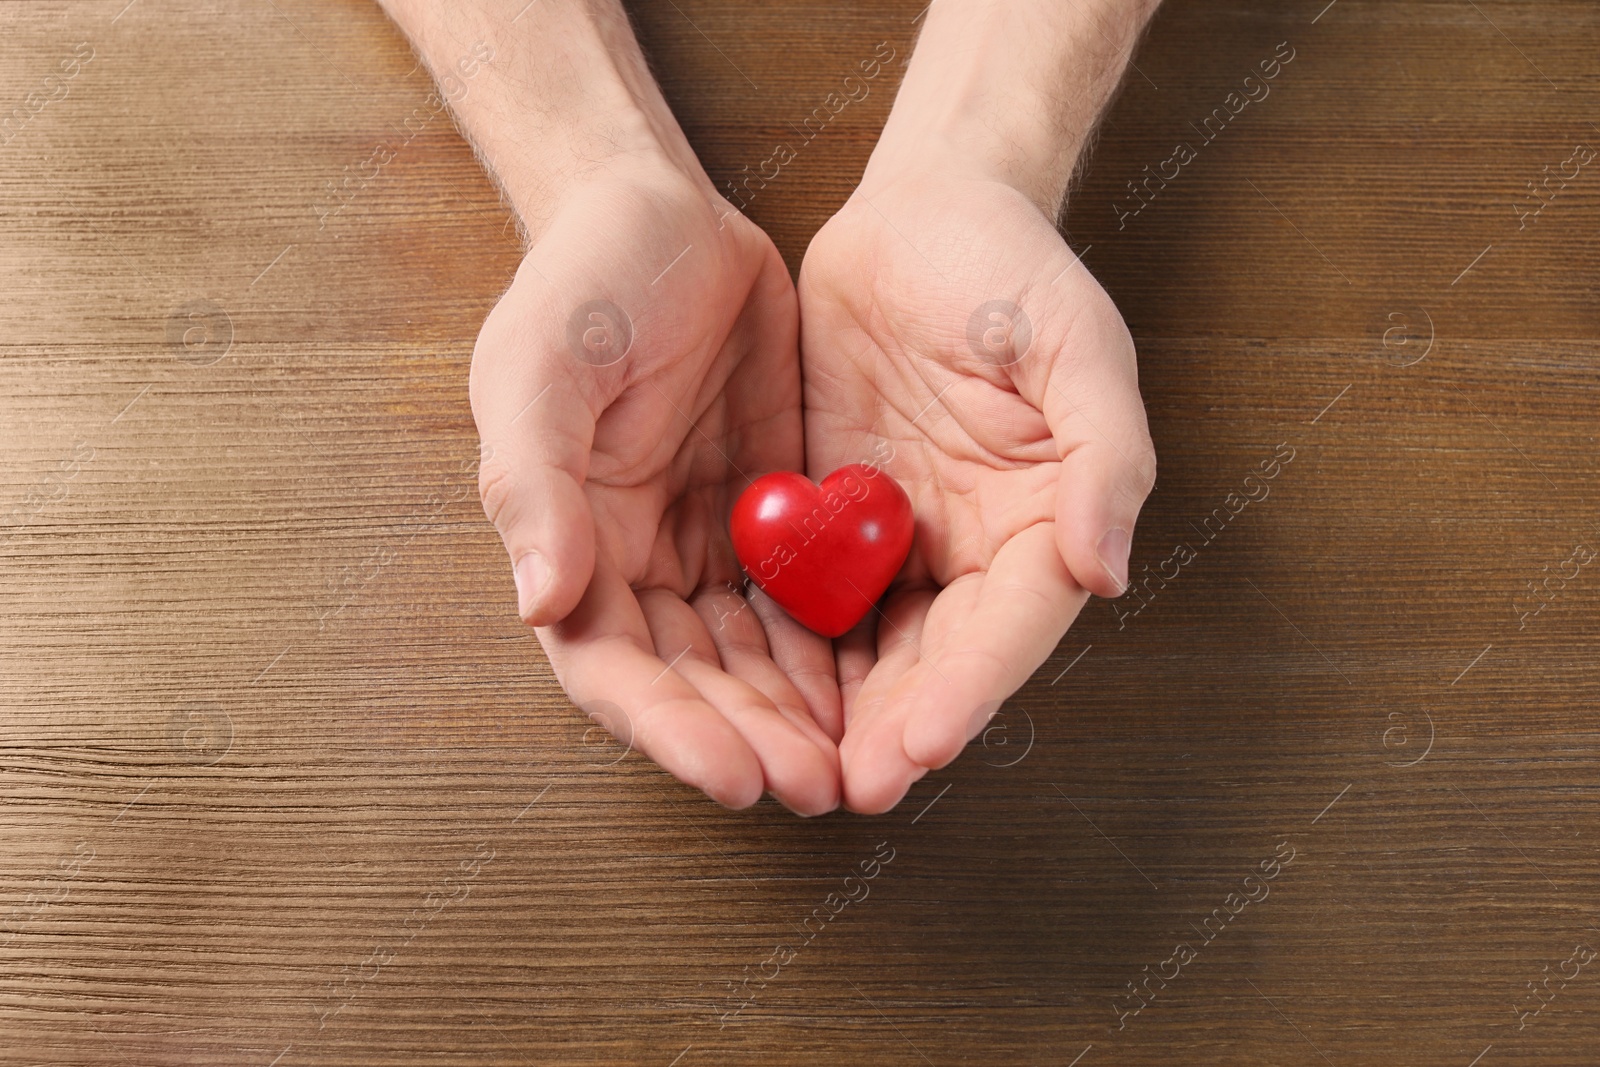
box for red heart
[730,464,914,638]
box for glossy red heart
[730,464,914,638]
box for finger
[837,586,939,813]
[671,656,842,817]
[897,522,1088,771]
[834,614,877,730]
[688,585,839,755]
[644,590,840,816]
[847,587,937,734]
[540,550,764,809]
[736,584,846,744]
[470,262,616,626]
[1035,299,1157,600]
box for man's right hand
[379,0,843,813]
[471,159,843,815]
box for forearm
[377,0,709,231]
[864,0,1161,218]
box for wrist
[380,0,714,234]
[862,0,1160,220]
[489,98,712,234]
[861,121,1075,223]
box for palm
[473,171,842,813]
[800,177,1153,811]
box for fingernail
[512,552,549,619]
[1096,527,1131,595]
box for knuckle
[1133,440,1158,496]
[466,309,530,414]
[476,455,521,531]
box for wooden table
[2,1,1597,1063]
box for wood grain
[2,0,1598,1063]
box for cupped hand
[471,159,843,814]
[798,175,1157,812]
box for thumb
[1040,315,1156,600]
[470,290,614,627]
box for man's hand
[801,176,1155,812]
[801,0,1161,812]
[380,0,843,813]
[480,164,842,815]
